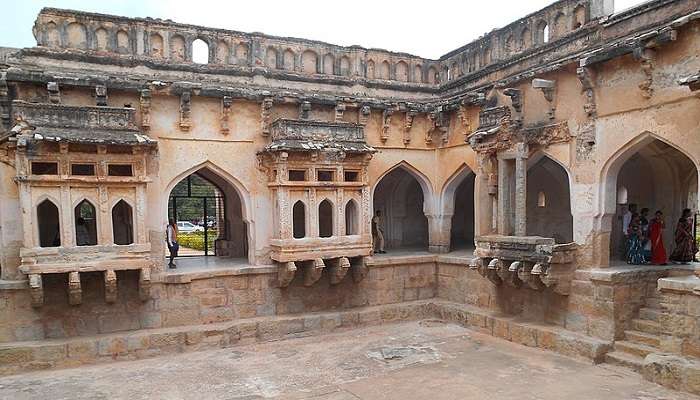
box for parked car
[177,221,204,233]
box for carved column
[514,143,528,237]
[427,214,452,253]
[139,89,152,131]
[104,270,117,303]
[139,267,151,301]
[497,157,513,235]
[68,271,82,306]
[29,274,43,308]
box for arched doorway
[373,166,429,251]
[607,138,698,262]
[526,155,573,243]
[442,166,476,252]
[167,168,247,260]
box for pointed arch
[112,199,134,245]
[345,199,359,235]
[440,164,476,251]
[373,161,435,215]
[164,160,254,262]
[440,164,476,216]
[74,198,98,246]
[527,153,573,243]
[319,198,334,238]
[293,200,306,239]
[192,38,210,64]
[37,198,61,248]
[94,27,109,51]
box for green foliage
[177,231,219,251]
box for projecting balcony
[471,235,577,295]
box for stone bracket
[179,91,192,131]
[104,269,117,303]
[304,258,325,287]
[358,105,371,126]
[634,47,656,99]
[427,108,449,144]
[0,72,10,131]
[351,257,368,283]
[328,257,350,285]
[29,274,43,308]
[334,103,346,122]
[532,79,556,120]
[139,267,151,301]
[220,95,232,135]
[381,109,393,142]
[47,81,60,104]
[95,84,108,106]
[299,101,311,120]
[458,103,471,143]
[139,88,152,131]
[278,261,297,288]
[68,271,82,306]
[403,111,416,145]
[261,97,273,135]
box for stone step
[614,340,658,358]
[638,307,663,322]
[605,351,644,373]
[625,330,661,347]
[632,318,662,335]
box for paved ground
[0,321,697,400]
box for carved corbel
[485,258,503,286]
[329,257,350,285]
[0,72,9,130]
[278,261,297,288]
[95,84,108,106]
[633,47,656,99]
[351,257,368,283]
[334,103,346,122]
[104,269,117,303]
[304,258,325,287]
[427,108,449,144]
[458,103,471,142]
[532,79,556,120]
[502,88,522,120]
[576,66,597,117]
[139,89,152,131]
[381,109,393,142]
[219,95,233,135]
[403,111,416,145]
[139,267,151,301]
[29,274,43,308]
[299,101,311,120]
[179,91,192,131]
[68,271,82,306]
[499,261,522,288]
[47,81,60,104]
[358,105,371,125]
[261,97,273,135]
[516,262,545,290]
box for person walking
[670,208,697,264]
[649,210,667,265]
[372,210,386,254]
[166,219,179,269]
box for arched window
[319,199,334,238]
[293,201,306,239]
[345,200,359,235]
[46,22,60,48]
[573,5,586,29]
[414,65,423,83]
[301,50,317,74]
[537,191,547,208]
[540,22,550,44]
[323,53,334,75]
[379,61,390,80]
[66,22,87,49]
[74,200,97,246]
[37,199,60,247]
[192,39,209,64]
[112,200,134,245]
[396,61,408,81]
[366,60,376,79]
[235,43,249,65]
[116,30,130,54]
[266,47,277,68]
[215,41,230,64]
[283,49,295,70]
[170,34,186,62]
[95,28,109,51]
[340,56,351,76]
[150,33,164,58]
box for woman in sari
[649,210,667,265]
[627,213,647,265]
[670,208,697,264]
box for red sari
[649,218,666,265]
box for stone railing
[471,235,577,295]
[12,100,137,130]
[270,118,366,144]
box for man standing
[621,203,637,259]
[372,210,386,254]
[166,219,179,269]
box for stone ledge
[577,265,696,283]
[365,254,438,266]
[642,353,700,395]
[658,275,700,295]
[0,280,28,290]
[0,299,611,376]
[156,265,278,284]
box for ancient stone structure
[1,0,700,394]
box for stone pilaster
[514,143,528,236]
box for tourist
[621,203,637,258]
[640,208,651,260]
[649,210,667,265]
[372,210,386,254]
[166,219,179,268]
[626,213,647,265]
[670,208,697,264]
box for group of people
[623,204,698,265]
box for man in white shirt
[623,203,637,235]
[166,219,179,269]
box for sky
[0,0,648,59]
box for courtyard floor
[0,321,696,400]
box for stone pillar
[514,143,528,236]
[427,213,452,253]
[497,158,513,235]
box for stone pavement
[0,321,696,400]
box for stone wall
[0,261,436,343]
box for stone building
[1,0,700,394]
